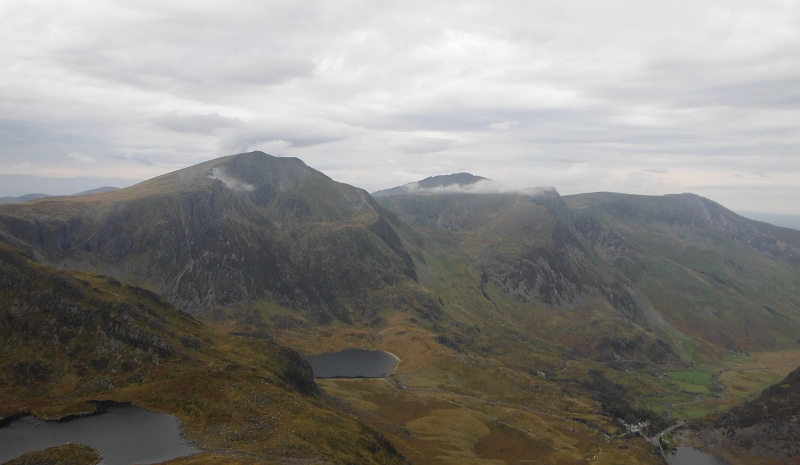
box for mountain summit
[0,152,419,321]
[372,172,497,197]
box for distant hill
[737,210,800,231]
[74,186,119,196]
[0,174,136,198]
[0,193,51,204]
[0,186,119,204]
[372,172,495,197]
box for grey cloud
[108,153,157,166]
[62,49,315,96]
[215,54,315,86]
[0,118,113,165]
[353,108,594,133]
[489,121,519,130]
[688,78,800,108]
[688,184,800,193]
[386,136,455,154]
[1,0,800,213]
[613,56,800,109]
[152,113,243,134]
[218,117,352,152]
[47,3,321,98]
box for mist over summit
[372,172,500,197]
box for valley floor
[265,316,800,465]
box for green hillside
[564,192,800,353]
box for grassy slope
[564,192,800,354]
[0,242,404,465]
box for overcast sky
[1,0,799,213]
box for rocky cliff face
[378,190,592,306]
[0,152,418,321]
[377,189,684,367]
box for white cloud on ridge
[208,167,254,192]
[401,178,503,195]
[394,179,560,198]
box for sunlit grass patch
[665,369,716,395]
[671,402,722,419]
[474,423,552,464]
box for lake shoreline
[304,348,401,379]
[0,403,201,465]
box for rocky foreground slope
[0,242,404,464]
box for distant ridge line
[372,172,490,197]
[0,186,119,204]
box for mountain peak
[415,172,488,189]
[372,172,498,197]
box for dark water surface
[0,404,200,465]
[665,445,732,465]
[304,348,400,378]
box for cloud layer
[1,0,799,213]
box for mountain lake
[0,404,200,464]
[304,348,400,378]
[664,445,732,465]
